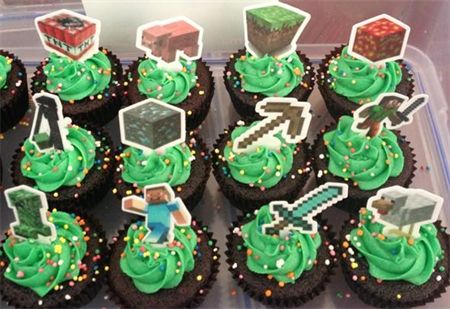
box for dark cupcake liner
[339,217,450,308]
[211,122,312,213]
[226,213,337,307]
[10,125,115,212]
[31,47,124,126]
[312,122,416,213]
[0,50,29,133]
[317,45,415,121]
[0,211,108,308]
[223,49,315,122]
[112,134,211,211]
[107,219,220,308]
[124,57,215,132]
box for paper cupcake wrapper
[223,49,315,122]
[0,211,108,308]
[317,44,415,121]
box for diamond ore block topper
[122,183,191,245]
[118,98,186,154]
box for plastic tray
[0,44,449,308]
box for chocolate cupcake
[224,49,314,121]
[0,50,29,133]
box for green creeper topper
[4,185,56,244]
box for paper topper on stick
[262,182,348,237]
[367,186,443,239]
[243,2,311,58]
[35,9,101,62]
[232,97,312,154]
[30,92,73,153]
[351,92,428,137]
[136,16,203,71]
[122,183,191,245]
[348,14,410,64]
[5,185,57,244]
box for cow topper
[136,16,203,72]
[351,92,428,137]
[243,2,311,59]
[35,9,101,62]
[30,92,73,153]
[367,186,443,239]
[263,182,348,237]
[5,185,57,244]
[348,14,410,65]
[122,183,191,246]
[232,98,312,154]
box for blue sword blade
[292,185,345,220]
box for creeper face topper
[367,186,443,239]
[122,183,191,245]
[118,98,186,154]
[244,2,311,58]
[4,185,57,244]
[351,92,428,137]
[348,14,410,64]
[35,9,101,62]
[262,182,348,237]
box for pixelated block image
[141,20,200,63]
[352,17,407,62]
[246,5,305,55]
[122,102,182,150]
[37,12,96,60]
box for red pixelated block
[352,18,407,62]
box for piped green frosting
[0,54,12,89]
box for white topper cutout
[30,93,73,153]
[351,92,428,137]
[136,16,203,72]
[233,97,312,154]
[35,9,101,62]
[347,14,410,65]
[367,186,443,239]
[243,2,311,58]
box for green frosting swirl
[121,144,192,187]
[0,54,12,89]
[3,211,87,297]
[241,206,321,283]
[323,116,404,190]
[136,58,197,104]
[224,122,295,189]
[43,51,112,101]
[21,126,96,192]
[350,209,443,285]
[328,46,402,104]
[120,221,197,294]
[234,52,305,97]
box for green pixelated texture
[247,5,305,31]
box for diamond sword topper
[263,182,349,237]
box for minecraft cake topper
[5,185,57,244]
[243,2,311,58]
[263,182,348,237]
[348,14,410,64]
[136,16,203,71]
[232,97,312,154]
[367,186,443,239]
[118,98,186,154]
[30,92,73,153]
[351,92,428,137]
[122,183,191,245]
[35,9,101,62]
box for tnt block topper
[348,14,410,64]
[122,183,191,245]
[35,9,101,61]
[244,2,311,58]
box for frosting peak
[0,54,12,89]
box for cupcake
[0,50,29,133]
[340,187,449,307]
